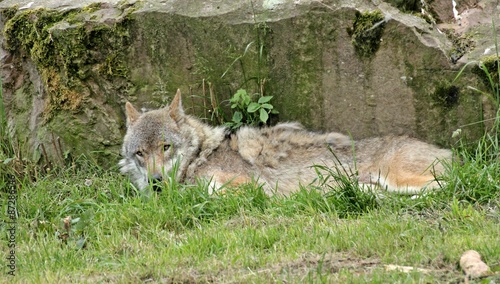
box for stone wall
[0,0,498,167]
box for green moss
[269,12,335,128]
[385,0,420,12]
[407,69,484,146]
[3,4,134,121]
[445,30,475,64]
[472,55,499,89]
[347,10,386,58]
[0,6,19,21]
[432,82,460,109]
[82,2,105,13]
[102,53,129,78]
[13,83,33,113]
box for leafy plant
[226,89,278,129]
[217,22,277,130]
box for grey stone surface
[0,0,498,166]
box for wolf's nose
[150,174,163,192]
[151,173,163,182]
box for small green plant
[226,89,278,129]
[216,21,276,129]
[55,213,93,250]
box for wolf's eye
[135,151,143,157]
[163,144,171,152]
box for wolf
[119,89,452,195]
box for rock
[460,250,491,279]
[0,0,498,167]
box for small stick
[202,79,207,119]
[40,143,51,169]
[57,136,64,163]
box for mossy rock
[1,2,137,167]
[3,4,133,121]
[472,56,500,91]
[347,10,386,59]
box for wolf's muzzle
[150,174,163,192]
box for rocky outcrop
[0,0,498,167]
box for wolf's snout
[150,173,163,192]
[151,173,163,181]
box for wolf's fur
[120,90,452,195]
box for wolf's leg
[201,171,251,194]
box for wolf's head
[119,89,196,190]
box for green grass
[0,156,499,283]
[1,91,500,283]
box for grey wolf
[119,89,452,195]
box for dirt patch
[207,251,463,283]
[207,252,381,282]
[279,252,381,275]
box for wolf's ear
[168,89,185,122]
[125,101,140,127]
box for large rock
[0,0,498,167]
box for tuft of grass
[446,19,500,206]
[437,142,500,205]
[279,159,378,218]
